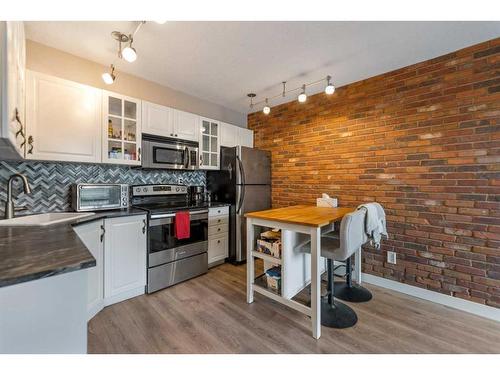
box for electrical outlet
[177,178,184,185]
[387,251,396,264]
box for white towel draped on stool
[357,202,388,249]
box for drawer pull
[217,240,221,244]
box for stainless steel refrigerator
[207,146,271,263]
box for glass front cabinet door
[102,91,142,165]
[199,118,220,170]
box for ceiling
[25,21,500,115]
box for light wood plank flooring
[88,262,500,354]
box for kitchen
[1,10,500,371]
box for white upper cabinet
[220,122,239,147]
[0,21,26,159]
[220,122,254,148]
[102,91,142,166]
[142,101,198,142]
[174,109,199,141]
[199,118,220,170]
[25,70,102,163]
[141,100,174,137]
[238,127,254,148]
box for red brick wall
[248,38,500,307]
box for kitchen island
[245,205,355,339]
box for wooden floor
[88,262,500,354]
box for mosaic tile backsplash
[0,160,206,216]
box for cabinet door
[25,71,102,162]
[220,122,238,147]
[1,21,26,158]
[238,128,254,148]
[104,215,147,305]
[174,109,199,141]
[199,118,220,170]
[208,234,228,265]
[142,101,174,138]
[73,219,104,321]
[102,91,142,166]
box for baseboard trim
[362,273,500,322]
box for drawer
[209,206,229,217]
[208,223,228,236]
[208,234,228,264]
[209,215,228,227]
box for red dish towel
[174,211,191,239]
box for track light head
[325,75,335,95]
[102,64,116,85]
[298,84,307,103]
[247,93,256,109]
[263,98,270,115]
[121,39,137,62]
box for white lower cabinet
[207,206,229,266]
[104,215,147,305]
[74,214,147,321]
[73,219,104,321]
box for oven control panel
[132,184,188,197]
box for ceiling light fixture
[325,75,335,95]
[247,74,335,112]
[102,64,116,85]
[298,85,307,103]
[263,98,271,115]
[154,20,167,25]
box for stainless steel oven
[141,134,199,170]
[147,209,208,293]
[71,183,129,212]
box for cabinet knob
[217,240,221,244]
[175,134,178,137]
[217,228,221,232]
[170,133,174,136]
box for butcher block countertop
[245,205,355,227]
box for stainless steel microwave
[141,134,199,170]
[71,183,129,212]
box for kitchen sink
[0,212,95,227]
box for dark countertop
[0,208,147,288]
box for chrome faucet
[4,173,32,219]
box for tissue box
[316,197,338,207]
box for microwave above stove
[71,183,129,212]
[141,134,199,170]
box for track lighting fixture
[247,75,335,111]
[325,75,335,95]
[263,98,271,115]
[298,85,307,103]
[102,64,116,85]
[102,22,148,84]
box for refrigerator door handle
[227,162,233,180]
[237,184,245,214]
[236,156,245,214]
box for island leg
[310,226,321,339]
[246,218,254,304]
